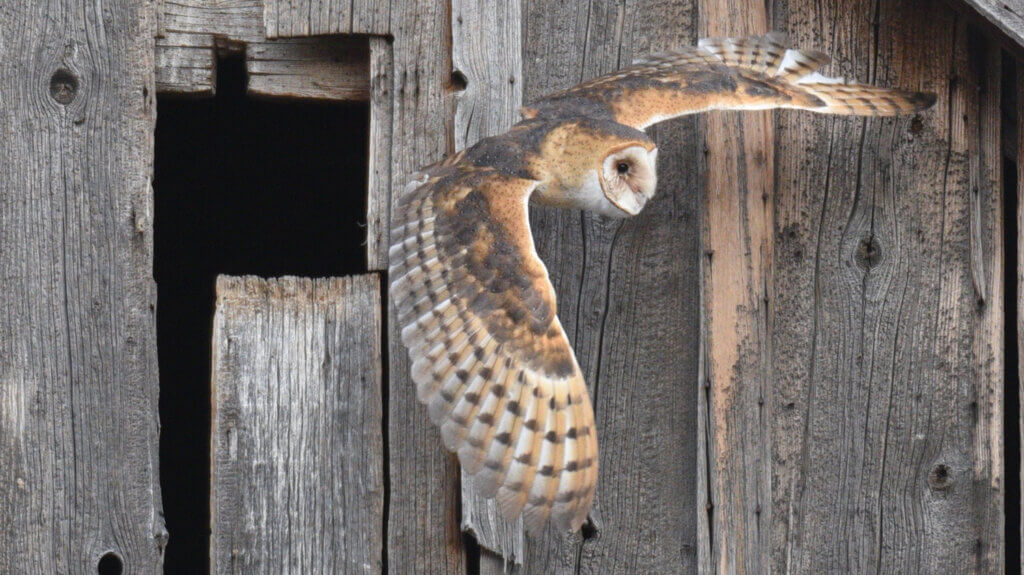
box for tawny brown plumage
[389,32,935,535]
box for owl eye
[616,161,630,175]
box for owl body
[389,33,936,535]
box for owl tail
[699,33,936,116]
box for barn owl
[389,33,935,534]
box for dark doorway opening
[154,55,369,573]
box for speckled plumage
[389,33,935,535]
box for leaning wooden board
[0,0,165,571]
[210,275,384,573]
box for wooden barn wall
[767,1,1004,572]
[0,0,166,572]
[0,0,1014,572]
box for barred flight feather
[390,32,934,537]
[389,162,598,534]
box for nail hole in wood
[450,70,468,93]
[97,551,123,575]
[49,68,78,105]
[910,116,924,134]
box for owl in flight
[389,33,934,534]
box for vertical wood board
[769,1,1004,572]
[451,0,528,563]
[0,0,166,571]
[210,275,384,574]
[696,1,774,573]
[367,37,395,271]
[513,0,702,572]
[385,1,466,572]
[263,0,391,38]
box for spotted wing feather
[523,32,935,129]
[389,158,598,533]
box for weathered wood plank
[512,0,701,572]
[210,275,383,574]
[263,0,391,38]
[246,37,370,101]
[156,0,370,101]
[770,1,1003,572]
[451,0,528,563]
[385,1,466,572]
[695,1,773,573]
[0,0,166,572]
[366,37,394,271]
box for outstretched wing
[389,156,597,533]
[523,32,936,130]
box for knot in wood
[49,69,78,105]
[855,236,881,270]
[928,463,952,491]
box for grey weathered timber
[695,1,774,573]
[0,0,166,572]
[263,0,390,38]
[246,39,369,101]
[156,0,370,100]
[385,1,466,572]
[508,1,702,573]
[366,37,394,272]
[768,2,1004,572]
[959,0,1024,51]
[210,275,383,574]
[451,0,528,563]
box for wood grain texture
[367,37,394,271]
[959,0,1024,51]
[696,1,773,573]
[210,275,383,574]
[510,0,701,572]
[263,0,391,38]
[770,1,1004,572]
[451,0,528,562]
[156,0,370,100]
[385,1,466,572]
[0,0,166,572]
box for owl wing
[523,32,936,130]
[389,156,597,534]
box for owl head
[532,119,658,218]
[599,144,658,216]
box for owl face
[599,145,658,216]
